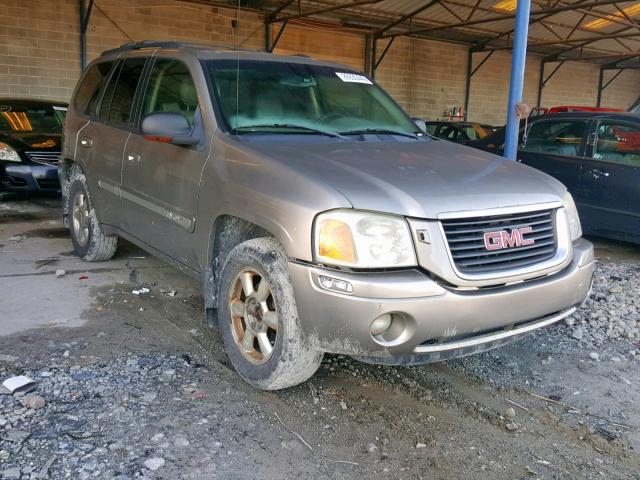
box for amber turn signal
[317,219,357,264]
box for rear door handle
[590,168,610,178]
[79,137,93,148]
[126,153,140,163]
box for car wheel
[218,237,323,390]
[67,170,118,262]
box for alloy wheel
[72,191,90,247]
[228,268,278,364]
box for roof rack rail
[102,40,254,56]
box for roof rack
[102,40,254,56]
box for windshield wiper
[339,128,419,139]
[233,124,345,139]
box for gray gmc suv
[61,41,595,390]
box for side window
[439,125,458,141]
[461,126,476,141]
[53,106,67,125]
[74,61,115,117]
[424,124,438,136]
[98,61,120,122]
[100,58,146,128]
[522,120,586,157]
[593,122,640,166]
[141,59,199,126]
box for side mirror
[141,112,199,146]
[412,117,427,133]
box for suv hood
[246,138,566,218]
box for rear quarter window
[74,61,115,117]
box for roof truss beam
[496,29,640,50]
[380,0,632,39]
[267,19,289,52]
[375,0,441,35]
[374,36,397,69]
[470,49,495,76]
[542,60,566,86]
[544,25,635,58]
[271,0,384,23]
[569,51,640,62]
[267,0,296,21]
[438,1,465,23]
[602,67,626,89]
[261,0,640,66]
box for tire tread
[66,165,118,262]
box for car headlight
[563,191,582,240]
[314,210,417,268]
[0,142,21,162]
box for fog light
[318,275,353,294]
[370,313,393,336]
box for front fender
[193,133,351,269]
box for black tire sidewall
[67,179,93,258]
[219,252,286,383]
[218,239,316,389]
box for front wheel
[218,238,323,390]
[67,171,118,262]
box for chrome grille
[441,209,557,274]
[25,151,60,164]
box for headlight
[314,210,417,268]
[563,191,582,240]
[0,142,21,162]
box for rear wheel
[67,171,118,262]
[218,238,323,390]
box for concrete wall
[272,24,365,70]
[377,37,640,125]
[0,0,81,100]
[0,0,638,125]
[0,0,263,101]
[599,68,640,110]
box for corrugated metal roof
[215,0,640,63]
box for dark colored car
[0,99,67,193]
[424,121,496,143]
[468,112,640,243]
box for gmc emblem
[484,227,535,251]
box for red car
[532,105,624,116]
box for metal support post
[79,0,94,71]
[504,0,532,161]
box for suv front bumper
[288,238,594,364]
[1,163,60,192]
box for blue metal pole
[503,0,532,161]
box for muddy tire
[218,238,323,390]
[67,171,118,262]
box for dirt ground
[1,195,640,480]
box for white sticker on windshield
[335,72,373,84]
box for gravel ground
[1,197,640,479]
[564,260,640,347]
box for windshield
[206,60,420,137]
[0,104,65,133]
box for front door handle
[590,168,610,178]
[79,137,93,148]
[126,153,140,163]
